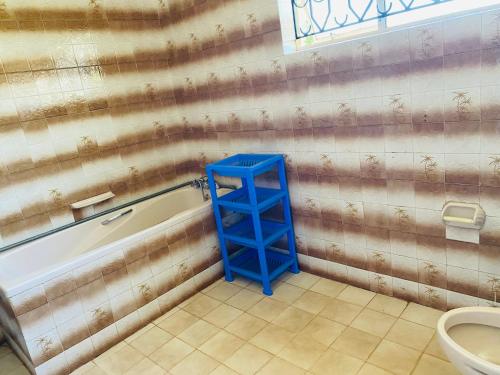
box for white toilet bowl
[437,307,500,375]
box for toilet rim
[437,307,500,372]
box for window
[278,0,500,52]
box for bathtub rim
[0,188,214,298]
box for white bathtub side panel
[2,198,221,374]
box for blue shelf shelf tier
[206,154,300,296]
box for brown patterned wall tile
[43,272,77,302]
[9,287,47,317]
[418,261,447,289]
[99,251,126,276]
[65,338,95,374]
[447,266,478,296]
[56,315,90,351]
[28,329,64,367]
[73,262,103,288]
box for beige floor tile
[224,343,273,375]
[270,282,306,304]
[331,327,381,360]
[202,279,223,293]
[183,295,222,318]
[125,323,155,343]
[210,365,240,375]
[226,289,263,311]
[0,353,28,375]
[310,349,364,375]
[248,298,288,322]
[337,286,376,306]
[0,344,12,359]
[225,312,267,340]
[170,350,219,375]
[94,344,145,375]
[231,276,251,288]
[95,341,127,360]
[368,340,421,375]
[178,319,220,348]
[412,354,461,375]
[319,298,363,325]
[292,291,331,315]
[204,304,243,328]
[386,319,434,351]
[309,278,347,298]
[278,333,328,370]
[124,358,166,375]
[129,326,173,356]
[249,324,296,355]
[205,282,242,302]
[179,292,203,308]
[284,272,320,289]
[199,330,245,362]
[153,306,180,325]
[357,363,393,375]
[77,366,108,375]
[272,306,314,333]
[246,280,279,294]
[366,294,408,317]
[424,334,449,361]
[156,309,198,336]
[149,337,194,371]
[300,316,346,346]
[72,361,98,374]
[400,302,443,328]
[256,357,306,375]
[350,308,397,337]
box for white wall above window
[278,0,500,53]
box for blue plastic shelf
[217,187,286,213]
[229,247,296,283]
[206,154,299,296]
[223,217,290,248]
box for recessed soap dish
[442,201,486,230]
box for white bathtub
[0,185,226,374]
[0,186,221,298]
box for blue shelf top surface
[206,154,283,175]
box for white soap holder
[70,191,115,209]
[442,201,486,230]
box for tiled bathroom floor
[0,343,29,375]
[1,272,460,375]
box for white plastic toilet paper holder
[442,201,486,230]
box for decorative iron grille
[292,0,453,39]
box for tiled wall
[0,207,222,374]
[0,0,209,247]
[1,0,499,315]
[174,2,500,310]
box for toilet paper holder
[442,201,486,230]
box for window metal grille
[292,0,452,39]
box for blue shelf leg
[207,169,234,282]
[246,173,273,296]
[278,158,300,274]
